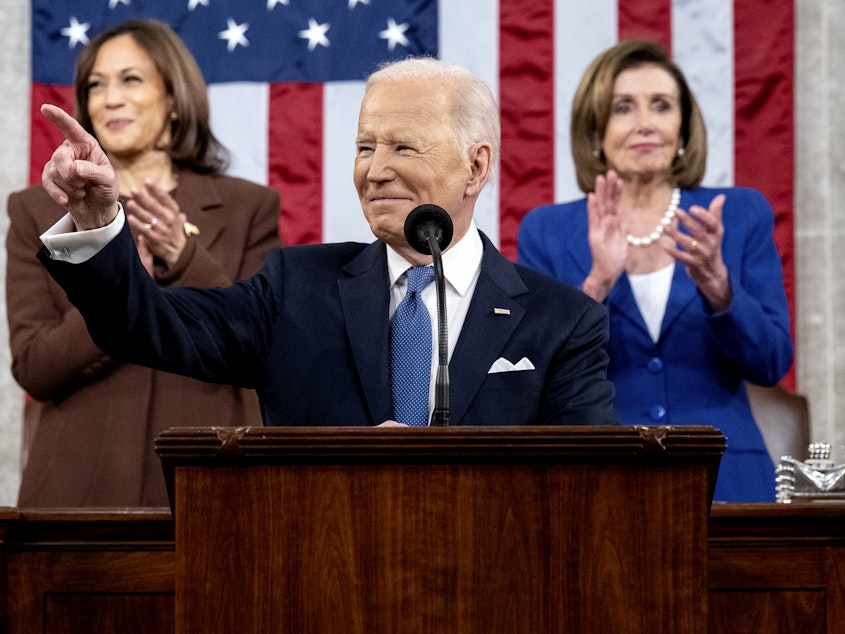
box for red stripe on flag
[733,1,796,387]
[29,84,75,186]
[268,82,324,246]
[498,0,556,261]
[617,0,673,52]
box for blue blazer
[518,187,793,502]
[41,223,619,428]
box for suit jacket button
[647,357,663,373]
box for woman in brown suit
[6,19,281,506]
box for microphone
[404,203,454,256]
[404,204,454,427]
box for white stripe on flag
[440,0,500,247]
[553,0,618,203]
[673,0,734,187]
[208,82,270,186]
[323,81,371,244]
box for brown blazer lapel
[172,170,228,251]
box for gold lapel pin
[183,221,200,237]
[493,307,510,316]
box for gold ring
[689,239,698,253]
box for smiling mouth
[105,119,132,130]
[368,196,411,205]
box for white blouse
[628,263,675,343]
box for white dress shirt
[40,207,126,263]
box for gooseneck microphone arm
[403,204,454,427]
[426,234,450,427]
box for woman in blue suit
[517,40,793,502]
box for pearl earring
[677,147,685,157]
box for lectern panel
[160,426,723,633]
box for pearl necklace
[626,187,681,247]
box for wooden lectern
[156,425,724,633]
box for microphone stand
[427,234,450,427]
[403,203,453,427]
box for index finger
[40,103,92,146]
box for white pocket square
[487,357,536,374]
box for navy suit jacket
[41,223,618,427]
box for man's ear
[465,142,493,196]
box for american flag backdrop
[29,0,795,380]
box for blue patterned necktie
[390,266,436,426]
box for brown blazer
[7,170,281,506]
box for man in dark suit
[37,57,618,427]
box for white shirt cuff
[40,204,126,264]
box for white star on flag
[379,18,410,52]
[109,0,131,8]
[299,18,330,52]
[349,0,370,8]
[267,0,290,8]
[188,0,210,10]
[60,16,90,49]
[219,18,249,52]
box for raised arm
[40,104,120,230]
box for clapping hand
[664,194,732,312]
[582,170,628,301]
[125,183,188,269]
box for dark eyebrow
[611,92,677,100]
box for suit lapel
[660,263,699,335]
[338,242,393,423]
[172,171,227,251]
[607,264,699,342]
[449,235,527,424]
[607,273,650,334]
[657,188,699,336]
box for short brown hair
[570,39,707,193]
[74,19,228,174]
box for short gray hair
[366,57,500,175]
